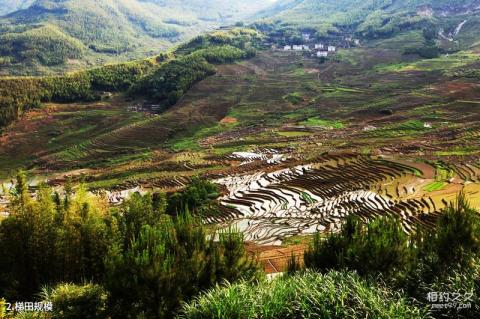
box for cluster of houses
[127,103,162,113]
[282,33,360,58]
[283,43,337,58]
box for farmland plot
[215,155,443,245]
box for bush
[41,283,108,319]
[435,193,480,269]
[105,213,260,318]
[304,215,413,276]
[303,193,480,319]
[283,92,303,105]
[0,299,7,318]
[0,175,259,318]
[404,46,441,59]
[180,270,428,319]
[167,177,219,214]
[0,175,117,299]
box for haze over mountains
[0,0,34,16]
[0,0,271,75]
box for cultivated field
[1,48,479,257]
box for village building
[317,51,328,57]
[328,45,336,52]
[302,33,310,41]
[354,39,360,45]
[284,45,292,51]
[292,45,303,51]
[302,45,310,50]
[315,44,324,49]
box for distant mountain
[0,0,34,16]
[0,0,269,75]
[255,0,480,46]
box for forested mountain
[0,27,261,129]
[255,0,480,45]
[0,0,269,75]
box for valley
[1,46,479,256]
[1,1,480,317]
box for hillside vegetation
[0,174,261,318]
[182,194,480,319]
[0,28,261,129]
[0,0,269,75]
[0,24,85,66]
[255,0,480,47]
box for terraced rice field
[1,48,479,251]
[211,153,475,245]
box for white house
[354,39,360,45]
[284,45,292,51]
[317,51,328,57]
[315,44,324,49]
[423,122,432,129]
[302,45,310,50]
[302,33,310,41]
[328,46,336,52]
[292,45,303,51]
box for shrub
[0,299,7,318]
[404,46,441,59]
[167,177,219,214]
[435,192,480,269]
[105,213,260,318]
[303,193,480,319]
[0,176,117,299]
[304,215,413,276]
[283,92,303,105]
[40,283,108,319]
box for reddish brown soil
[434,81,480,99]
[219,117,238,124]
[247,243,306,274]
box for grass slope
[181,270,427,318]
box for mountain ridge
[0,0,269,75]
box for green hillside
[255,0,480,47]
[0,0,269,75]
[0,24,85,66]
[0,28,261,130]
